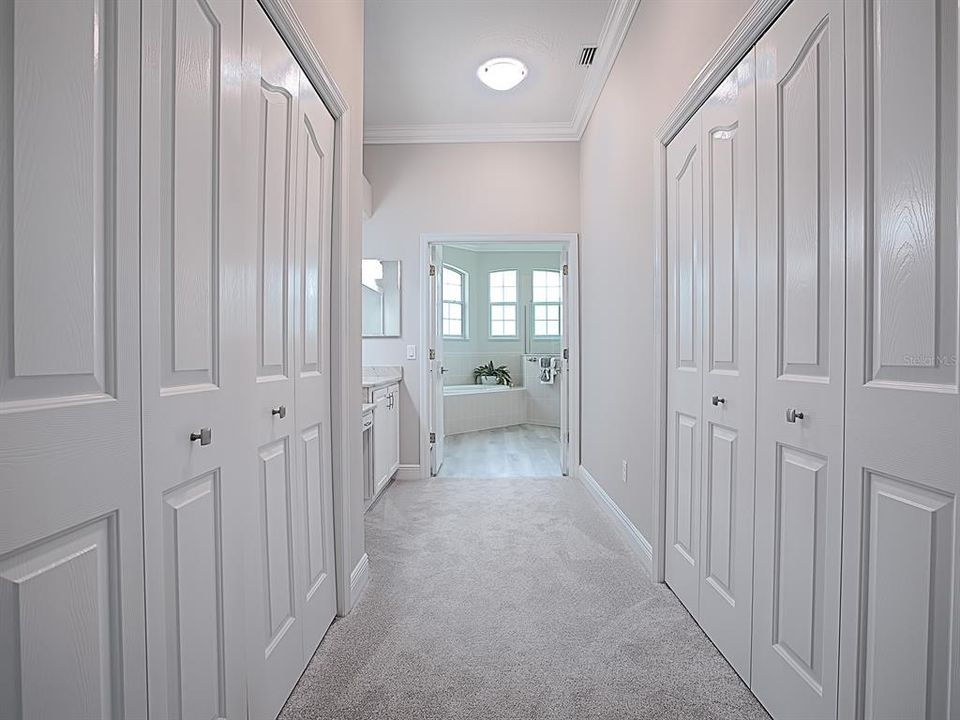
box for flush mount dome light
[477,57,528,91]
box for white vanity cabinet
[364,381,400,505]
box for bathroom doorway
[419,234,579,478]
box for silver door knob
[271,405,286,419]
[711,395,725,406]
[786,408,804,423]
[190,427,212,446]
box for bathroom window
[532,269,562,337]
[442,264,466,338]
[489,269,518,337]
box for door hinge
[429,432,436,443]
[563,348,569,360]
[429,348,436,360]
[429,264,436,277]
[562,264,568,276]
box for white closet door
[139,0,247,718]
[665,113,704,615]
[696,51,757,684]
[0,2,147,717]
[293,70,338,654]
[242,3,305,717]
[752,0,846,717]
[840,0,960,717]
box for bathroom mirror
[362,259,401,337]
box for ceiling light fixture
[477,57,528,91]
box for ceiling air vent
[579,45,598,66]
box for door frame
[259,0,360,615]
[418,233,581,477]
[650,0,790,582]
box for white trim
[650,0,788,583]
[394,464,424,481]
[349,553,370,607]
[363,0,640,145]
[419,233,580,478]
[258,0,358,616]
[578,465,653,576]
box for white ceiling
[363,0,639,144]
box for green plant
[473,361,512,386]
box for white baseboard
[394,463,423,481]
[349,553,370,608]
[578,464,653,576]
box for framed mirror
[362,259,401,337]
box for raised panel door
[665,113,704,615]
[697,51,757,683]
[0,1,146,716]
[241,4,305,718]
[840,1,960,717]
[752,0,846,717]
[139,0,247,717]
[292,69,337,656]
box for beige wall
[579,0,753,541]
[291,0,367,574]
[362,142,580,467]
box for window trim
[488,268,519,339]
[441,263,468,339]
[531,268,563,339]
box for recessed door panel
[162,473,226,720]
[673,413,698,562]
[300,122,325,376]
[778,24,830,379]
[260,439,296,650]
[773,446,827,688]
[705,424,736,600]
[160,0,221,391]
[257,83,292,380]
[302,425,329,594]
[676,148,700,371]
[2,0,117,407]
[0,517,119,720]
[707,124,737,372]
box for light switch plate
[406,345,417,360]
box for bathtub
[443,384,526,434]
[443,383,516,396]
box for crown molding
[363,0,640,145]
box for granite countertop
[362,365,402,389]
[362,402,375,415]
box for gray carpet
[280,475,769,720]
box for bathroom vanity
[362,366,402,508]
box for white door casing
[242,4,305,717]
[429,245,445,475]
[665,113,704,615]
[559,249,570,476]
[140,0,247,717]
[751,0,846,717]
[0,0,147,717]
[696,51,758,684]
[292,66,338,655]
[840,0,960,717]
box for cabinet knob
[190,427,212,446]
[271,405,286,419]
[711,395,725,406]
[785,408,805,423]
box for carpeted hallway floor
[279,475,769,720]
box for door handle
[271,405,286,419]
[785,408,804,423]
[190,427,212,446]
[440,367,448,374]
[711,395,725,406]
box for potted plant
[473,361,512,386]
